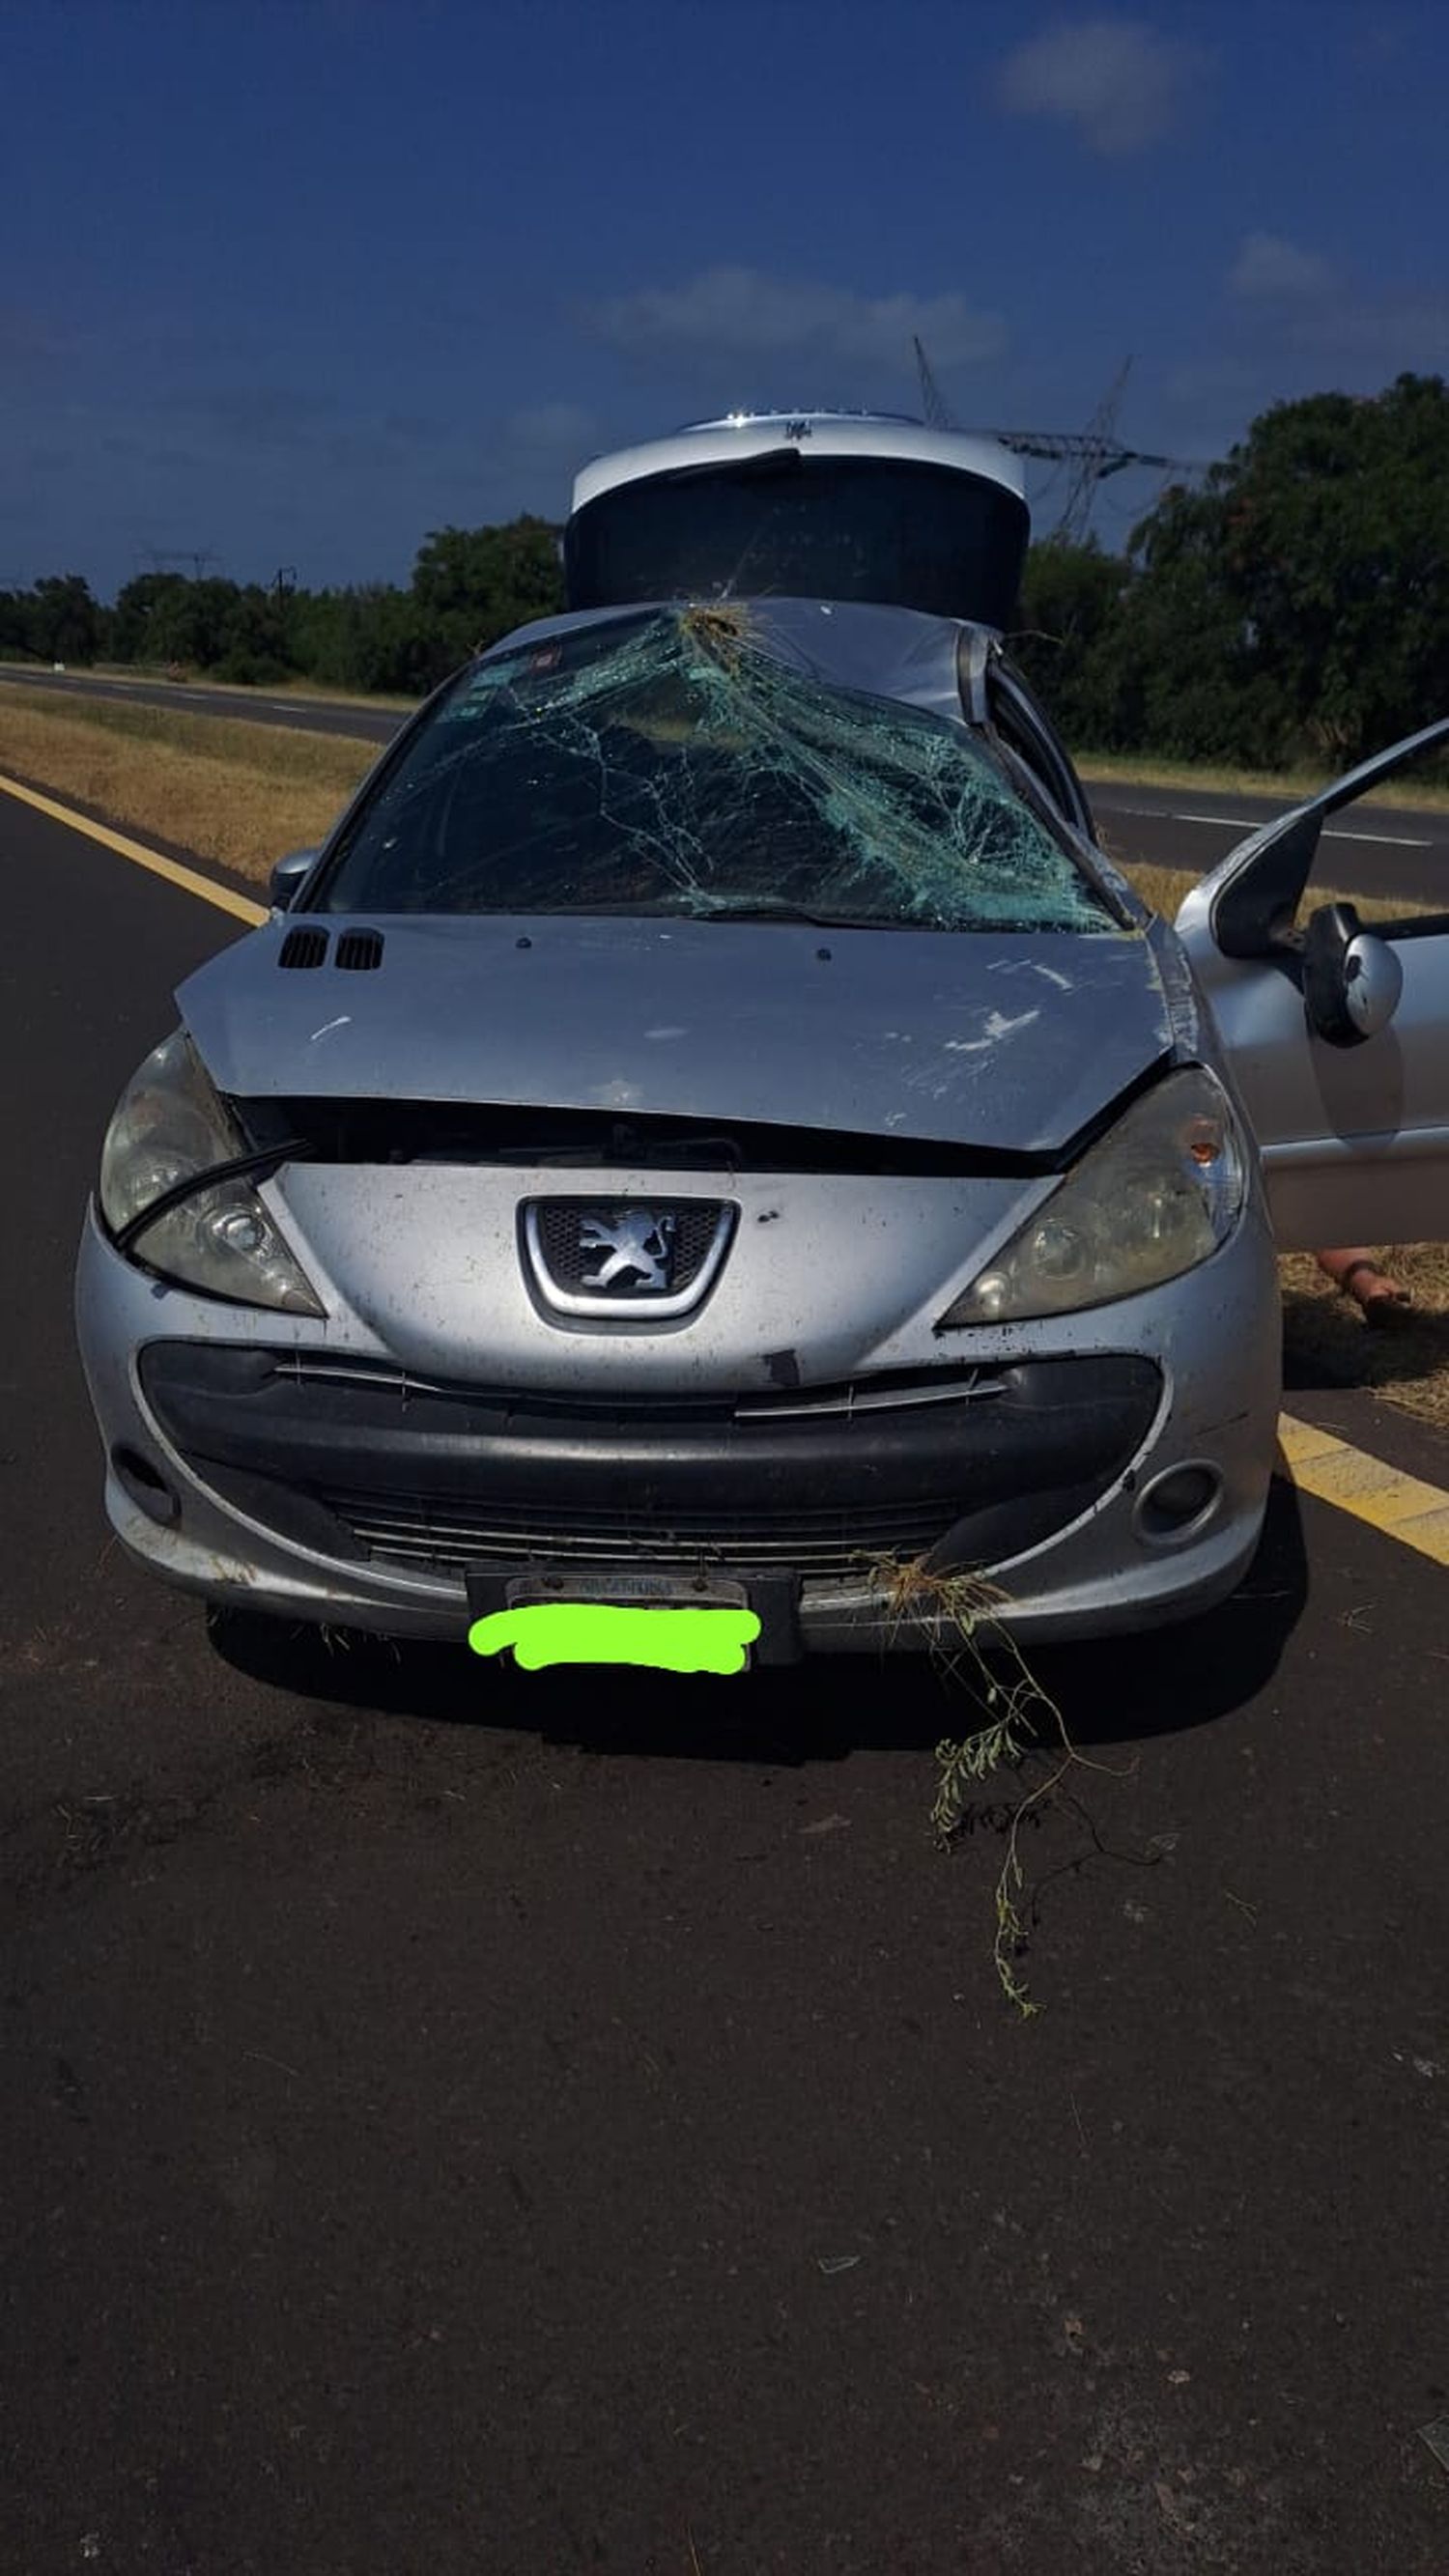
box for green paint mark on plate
[468,1602,760,1675]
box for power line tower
[912,334,952,431]
[140,546,221,581]
[911,344,1197,539]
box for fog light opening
[112,1445,180,1529]
[1135,1461,1222,1548]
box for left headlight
[99,1029,325,1316]
[940,1064,1248,1328]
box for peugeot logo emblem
[522,1198,736,1322]
[579,1209,676,1293]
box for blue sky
[5,0,1446,596]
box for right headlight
[939,1064,1248,1327]
[99,1029,325,1316]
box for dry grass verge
[1108,856,1410,931]
[0,686,378,882]
[1079,749,1449,814]
[1280,1250,1449,1431]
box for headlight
[99,1029,325,1316]
[940,1065,1248,1327]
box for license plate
[504,1570,749,1611]
[467,1569,758,1674]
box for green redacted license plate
[467,1571,760,1675]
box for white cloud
[1228,232,1336,304]
[1224,234,1449,366]
[994,17,1206,155]
[504,401,599,458]
[584,265,1004,372]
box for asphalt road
[0,663,402,745]
[5,794,1449,2573]
[8,662,1449,907]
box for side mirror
[1302,901,1403,1047]
[269,846,322,911]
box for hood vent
[277,927,328,970]
[335,928,384,973]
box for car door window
[984,667,1095,842]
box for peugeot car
[74,589,1449,1660]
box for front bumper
[75,1202,1281,1654]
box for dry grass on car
[0,686,378,883]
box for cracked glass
[316,608,1115,934]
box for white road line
[1100,801,1435,850]
[1321,826,1433,848]
[1167,810,1259,829]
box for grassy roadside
[12,665,1448,809]
[1077,748,1449,814]
[0,686,378,879]
[0,659,422,716]
[3,686,1444,1431]
[1107,859,1413,930]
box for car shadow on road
[209,1481,1309,1770]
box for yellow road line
[1278,1412,1449,1568]
[0,771,268,925]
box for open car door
[1175,719,1449,1251]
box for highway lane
[4,791,1449,2571]
[0,662,402,744]
[8,662,1449,905]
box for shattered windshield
[316,607,1115,933]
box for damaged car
[74,591,1449,1659]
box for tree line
[0,518,564,700]
[6,375,1447,772]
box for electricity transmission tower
[911,340,1196,541]
[140,546,221,580]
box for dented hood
[178,912,1173,1158]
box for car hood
[178,913,1174,1158]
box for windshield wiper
[680,896,913,930]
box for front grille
[270,1349,1007,1422]
[532,1198,725,1296]
[323,1489,958,1579]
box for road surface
[2,789,1449,2573]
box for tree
[1215,374,1449,761]
[1009,539,1135,749]
[411,516,562,681]
[1125,373,1449,766]
[110,572,189,665]
[26,575,100,665]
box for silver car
[74,597,1449,1659]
